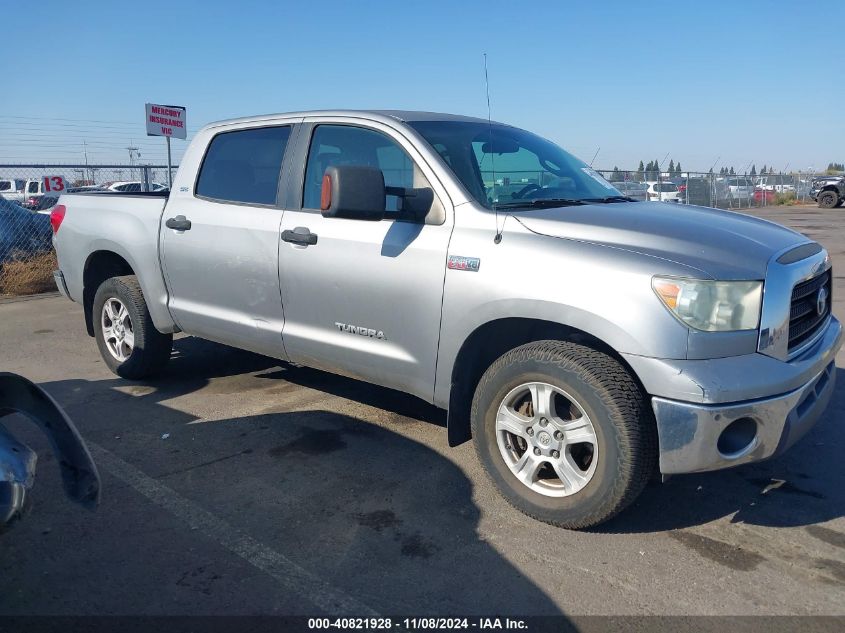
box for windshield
[408,120,622,208]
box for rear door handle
[165,215,192,231]
[282,227,318,246]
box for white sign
[42,175,67,195]
[145,103,187,139]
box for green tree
[675,162,682,175]
[729,166,735,175]
[668,159,675,174]
[750,164,757,176]
[761,164,767,175]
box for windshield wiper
[494,198,587,209]
[579,195,637,203]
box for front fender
[0,373,100,528]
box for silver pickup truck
[50,110,842,528]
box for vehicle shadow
[2,339,570,618]
[141,338,845,534]
[26,333,844,546]
[598,367,845,533]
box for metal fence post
[142,166,151,192]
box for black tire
[471,340,656,529]
[93,275,172,379]
[818,190,839,209]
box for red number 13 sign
[42,176,66,193]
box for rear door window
[196,126,292,205]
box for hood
[512,201,808,279]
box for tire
[471,340,656,529]
[818,190,839,209]
[93,275,172,379]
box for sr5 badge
[447,255,480,272]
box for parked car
[0,179,27,204]
[714,177,755,203]
[753,188,777,205]
[755,175,795,193]
[99,181,168,193]
[811,175,844,208]
[0,198,53,263]
[645,181,681,202]
[609,181,647,201]
[51,109,841,529]
[1,372,100,529]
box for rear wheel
[471,340,656,529]
[818,190,839,209]
[93,276,172,379]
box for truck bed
[53,191,172,330]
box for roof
[204,109,503,131]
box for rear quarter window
[196,126,291,205]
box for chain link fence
[593,169,818,209]
[0,161,831,298]
[0,164,174,297]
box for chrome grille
[788,269,831,352]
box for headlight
[652,277,763,332]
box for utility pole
[82,140,91,183]
[126,143,140,180]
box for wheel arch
[444,317,647,447]
[82,250,135,336]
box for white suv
[645,181,681,202]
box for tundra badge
[335,322,385,340]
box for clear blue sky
[2,0,842,172]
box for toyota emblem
[816,287,828,317]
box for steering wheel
[513,183,543,199]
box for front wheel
[93,275,172,379]
[818,190,839,209]
[471,340,656,529]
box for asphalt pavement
[0,204,843,619]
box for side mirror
[320,165,385,221]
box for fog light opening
[717,417,758,458]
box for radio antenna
[484,53,502,244]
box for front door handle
[282,227,318,246]
[165,215,192,231]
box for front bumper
[622,317,842,474]
[653,361,835,473]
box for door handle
[282,227,318,246]
[165,215,192,231]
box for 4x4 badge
[447,256,481,272]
